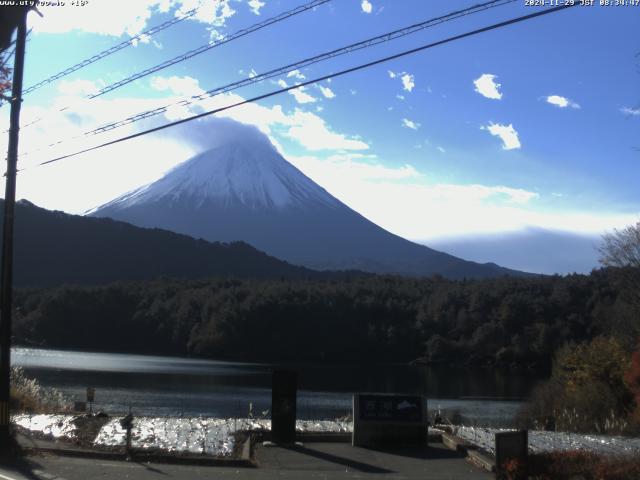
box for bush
[624,342,640,427]
[10,366,70,413]
[528,451,640,480]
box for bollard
[271,370,297,444]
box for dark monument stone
[495,430,528,480]
[353,393,427,447]
[271,370,297,444]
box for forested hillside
[13,268,639,369]
[2,199,328,286]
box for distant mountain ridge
[2,199,326,287]
[90,125,529,279]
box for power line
[23,7,200,95]
[38,3,578,168]
[22,0,517,156]
[87,0,518,136]
[21,0,331,131]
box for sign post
[86,387,95,414]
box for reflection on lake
[13,347,543,426]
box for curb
[467,448,495,472]
[441,432,471,453]
[441,431,496,473]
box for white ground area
[13,414,78,439]
[13,414,352,457]
[17,414,640,458]
[454,426,640,457]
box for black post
[0,9,28,453]
[271,370,297,444]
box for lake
[13,347,543,426]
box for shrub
[624,342,640,427]
[10,366,70,413]
[528,451,640,480]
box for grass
[10,366,70,413]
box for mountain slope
[90,128,527,279]
[2,199,323,287]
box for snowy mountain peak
[95,139,338,212]
[89,119,524,279]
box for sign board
[353,393,427,447]
[86,387,95,403]
[358,394,423,422]
[495,430,528,480]
[271,370,297,444]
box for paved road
[0,442,491,479]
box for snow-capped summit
[95,138,338,212]
[90,121,525,279]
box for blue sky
[2,0,639,273]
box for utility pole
[0,8,28,453]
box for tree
[625,342,640,427]
[599,222,640,269]
[598,221,640,340]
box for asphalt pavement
[0,441,492,480]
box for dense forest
[12,267,639,371]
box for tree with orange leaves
[624,342,640,427]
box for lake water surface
[13,347,543,426]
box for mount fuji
[89,125,525,279]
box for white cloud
[473,74,502,100]
[388,70,397,79]
[361,0,373,14]
[289,86,317,104]
[286,154,546,240]
[483,122,521,150]
[3,74,371,213]
[620,106,640,116]
[248,0,266,15]
[290,153,420,184]
[209,29,226,42]
[277,79,288,89]
[401,73,415,92]
[285,152,637,241]
[546,95,580,109]
[317,85,336,99]
[248,69,258,79]
[6,74,635,246]
[285,110,369,151]
[287,70,306,80]
[437,146,445,153]
[30,0,237,37]
[396,94,405,101]
[402,118,420,130]
[57,79,102,96]
[185,0,236,27]
[131,33,151,47]
[150,75,202,96]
